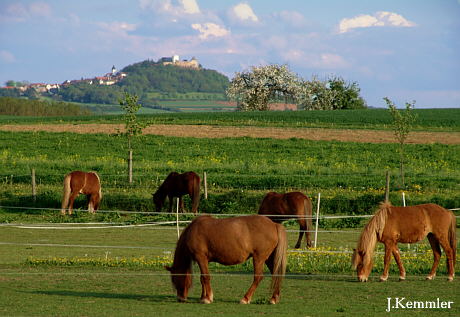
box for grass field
[1,224,459,316]
[1,108,459,316]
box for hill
[120,60,229,95]
[54,60,229,106]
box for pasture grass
[1,266,459,316]
[1,130,459,218]
[0,225,459,317]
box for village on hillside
[1,55,200,95]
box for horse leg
[426,233,442,280]
[265,253,280,304]
[438,236,455,281]
[241,258,264,304]
[391,245,406,281]
[67,191,80,215]
[168,195,174,213]
[87,194,94,213]
[380,242,393,282]
[196,256,213,304]
[179,196,185,213]
[295,218,309,249]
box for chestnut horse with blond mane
[165,215,287,304]
[258,191,313,248]
[352,202,456,282]
[153,171,200,214]
[61,171,102,215]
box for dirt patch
[0,124,458,144]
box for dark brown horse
[165,215,287,304]
[258,191,313,248]
[153,171,200,214]
[352,202,457,282]
[60,171,102,215]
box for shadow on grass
[25,290,175,303]
[24,290,242,304]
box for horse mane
[354,201,391,267]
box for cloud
[230,3,259,23]
[279,48,350,70]
[97,21,137,35]
[273,10,307,28]
[338,11,416,33]
[191,23,229,39]
[139,0,200,16]
[0,50,16,63]
[1,1,52,22]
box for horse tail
[191,174,201,214]
[271,223,287,293]
[61,173,72,214]
[354,201,389,268]
[449,211,457,266]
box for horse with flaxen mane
[258,191,313,248]
[165,215,287,304]
[152,171,200,214]
[352,202,456,282]
[61,171,102,215]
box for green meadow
[1,109,459,316]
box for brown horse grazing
[153,171,200,214]
[165,215,287,304]
[61,171,102,215]
[352,202,457,282]
[258,191,313,248]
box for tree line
[0,97,92,116]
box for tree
[119,92,145,183]
[226,64,301,111]
[384,97,417,188]
[297,76,337,110]
[297,76,367,110]
[328,77,367,109]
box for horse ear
[359,250,365,257]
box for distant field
[1,108,459,131]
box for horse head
[352,249,373,282]
[152,191,164,213]
[165,265,192,302]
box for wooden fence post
[314,193,321,248]
[128,150,133,183]
[203,172,208,199]
[31,168,36,202]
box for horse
[352,202,456,282]
[152,171,200,214]
[165,215,287,304]
[258,191,313,248]
[60,171,102,215]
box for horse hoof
[425,276,434,281]
[398,277,406,282]
[447,277,454,282]
[379,276,388,282]
[201,298,212,304]
[269,298,279,304]
[240,299,250,304]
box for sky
[1,0,459,108]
